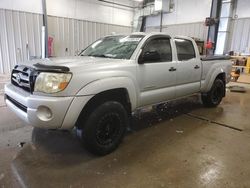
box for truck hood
[18,56,136,97]
[24,56,131,72]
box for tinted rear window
[175,39,196,61]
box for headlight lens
[34,72,72,93]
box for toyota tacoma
[4,33,232,155]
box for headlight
[34,72,72,93]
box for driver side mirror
[138,50,161,64]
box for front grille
[11,65,36,93]
[6,95,27,112]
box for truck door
[174,38,202,98]
[137,36,177,107]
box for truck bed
[201,55,231,61]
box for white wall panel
[146,22,208,41]
[46,0,133,26]
[146,0,212,26]
[0,9,14,73]
[0,9,132,74]
[228,18,250,53]
[0,0,43,14]
[5,10,16,71]
[235,0,250,19]
[47,16,132,57]
[0,0,133,26]
[0,38,3,73]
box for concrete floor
[0,79,250,187]
[237,73,250,84]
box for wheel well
[216,73,226,84]
[75,88,131,129]
[215,73,226,96]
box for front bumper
[4,83,92,129]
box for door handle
[194,65,200,69]
[169,67,177,72]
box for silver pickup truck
[5,33,232,155]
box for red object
[205,41,213,49]
[48,36,54,57]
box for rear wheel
[202,79,225,107]
[79,101,128,155]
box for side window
[143,38,172,63]
[175,38,196,61]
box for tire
[202,79,225,107]
[80,101,128,156]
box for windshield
[79,35,145,59]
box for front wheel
[202,79,225,107]
[80,101,128,156]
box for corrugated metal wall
[0,9,132,74]
[146,22,208,41]
[0,9,43,74]
[146,18,250,54]
[228,18,250,53]
[47,16,132,57]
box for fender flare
[76,77,138,110]
[202,68,226,93]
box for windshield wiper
[92,54,108,58]
[80,54,106,57]
[91,54,117,58]
[81,54,116,58]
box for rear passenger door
[174,38,202,98]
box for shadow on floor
[31,95,203,158]
[131,95,203,131]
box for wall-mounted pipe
[42,0,48,58]
[98,0,135,9]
